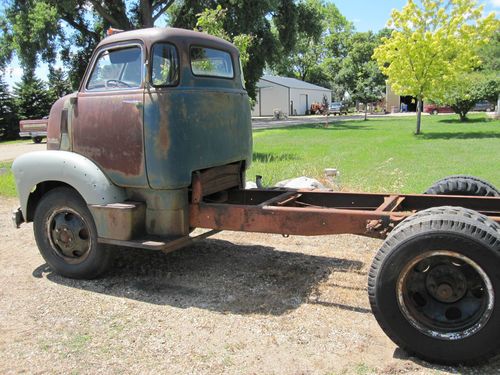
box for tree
[48,68,72,100]
[373,0,497,134]
[352,61,385,120]
[272,0,351,88]
[0,75,18,140]
[195,6,253,68]
[1,1,178,88]
[13,72,53,120]
[445,73,500,121]
[332,31,386,115]
[172,0,319,100]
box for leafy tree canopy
[445,72,499,121]
[171,0,322,99]
[13,71,53,120]
[1,0,178,88]
[373,0,498,134]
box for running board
[98,229,220,253]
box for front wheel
[33,136,43,143]
[33,187,112,279]
[369,206,500,365]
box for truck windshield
[190,47,234,78]
[87,46,142,90]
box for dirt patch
[0,197,498,374]
[0,141,46,162]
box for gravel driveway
[0,197,498,374]
[0,140,46,162]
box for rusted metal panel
[46,96,68,150]
[90,202,146,240]
[72,89,148,187]
[190,202,396,238]
[98,229,220,253]
[189,186,500,239]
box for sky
[2,0,500,89]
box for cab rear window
[190,47,234,78]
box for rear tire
[33,136,43,143]
[369,206,500,365]
[432,109,438,115]
[33,187,111,279]
[425,175,499,197]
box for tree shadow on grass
[253,122,373,133]
[438,117,494,124]
[279,122,374,131]
[32,238,368,316]
[253,152,299,163]
[417,132,500,140]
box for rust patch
[72,90,147,186]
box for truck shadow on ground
[392,348,500,374]
[32,238,368,316]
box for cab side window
[151,43,179,87]
[87,46,142,91]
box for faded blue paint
[144,85,252,189]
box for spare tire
[425,175,499,197]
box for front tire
[33,136,43,143]
[33,187,111,279]
[369,206,500,365]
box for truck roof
[98,27,239,55]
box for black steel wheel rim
[46,207,92,264]
[397,251,494,340]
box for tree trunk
[415,97,422,135]
[140,0,154,28]
[460,112,467,122]
[496,93,500,117]
[364,103,368,121]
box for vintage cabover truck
[11,28,500,365]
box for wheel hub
[48,209,91,260]
[426,264,467,303]
[397,251,494,340]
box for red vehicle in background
[19,118,48,143]
[423,103,454,115]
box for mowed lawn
[247,114,500,194]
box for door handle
[122,100,143,108]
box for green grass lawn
[247,114,500,193]
[0,162,16,197]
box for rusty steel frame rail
[189,176,500,239]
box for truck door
[73,43,148,188]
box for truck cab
[12,28,252,277]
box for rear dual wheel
[425,175,499,197]
[33,187,111,279]
[369,206,500,365]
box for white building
[251,75,332,117]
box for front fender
[12,151,127,218]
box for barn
[251,75,332,117]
